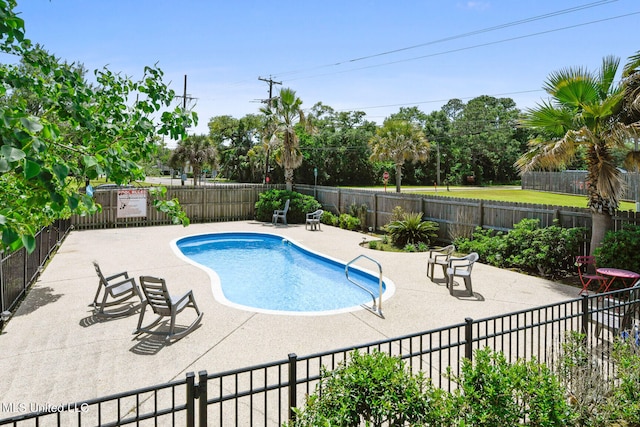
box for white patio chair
[446,252,479,297]
[305,209,323,230]
[427,245,455,283]
[272,199,290,225]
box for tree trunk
[285,168,294,191]
[589,210,613,255]
[395,163,402,193]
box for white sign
[117,189,148,218]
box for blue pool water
[172,232,394,315]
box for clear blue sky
[13,0,640,140]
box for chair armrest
[453,264,470,273]
[448,256,467,265]
[105,276,136,290]
[105,271,129,281]
[433,253,450,263]
[171,290,195,309]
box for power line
[272,0,618,79]
[281,10,640,83]
[340,89,544,112]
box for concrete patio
[0,221,579,418]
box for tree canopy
[0,0,196,252]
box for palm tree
[516,54,640,254]
[169,134,217,186]
[369,119,430,192]
[260,88,306,191]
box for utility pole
[174,74,197,184]
[258,76,282,105]
[175,74,197,112]
[259,76,282,184]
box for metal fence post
[198,370,208,427]
[186,372,195,427]
[288,353,297,422]
[464,317,474,361]
[581,294,590,339]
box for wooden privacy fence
[295,184,640,244]
[523,170,640,200]
[71,184,283,229]
[71,183,640,247]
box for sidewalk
[0,221,578,416]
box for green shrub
[595,224,640,274]
[604,336,640,425]
[389,205,405,222]
[385,212,439,248]
[368,240,378,250]
[556,331,640,426]
[320,210,337,226]
[451,347,576,426]
[454,219,585,278]
[254,189,321,223]
[288,350,449,427]
[348,202,368,231]
[403,243,416,252]
[337,213,360,231]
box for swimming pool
[172,232,395,315]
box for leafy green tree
[456,96,524,184]
[423,110,453,186]
[208,114,264,182]
[368,118,430,192]
[260,87,307,191]
[0,0,195,252]
[169,135,217,185]
[298,104,377,186]
[517,53,640,253]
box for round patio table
[596,268,640,292]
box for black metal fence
[0,219,72,321]
[2,288,637,426]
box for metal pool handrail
[345,254,384,318]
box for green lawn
[352,186,637,211]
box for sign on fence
[117,189,147,218]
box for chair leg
[464,277,474,296]
[447,275,455,295]
[92,285,102,308]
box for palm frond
[520,101,574,137]
[543,67,592,99]
[623,150,640,172]
[623,50,640,77]
[598,55,621,96]
[594,160,623,205]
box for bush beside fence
[295,184,640,248]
